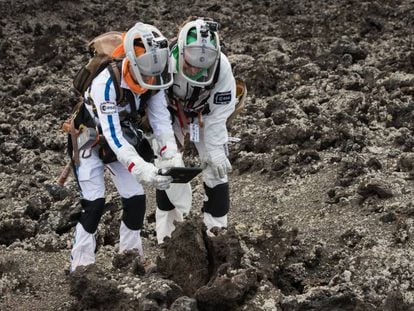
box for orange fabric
[112,43,125,58]
[123,58,148,94]
[112,33,148,94]
[111,32,127,58]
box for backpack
[65,31,154,166]
[227,78,247,128]
[73,31,124,102]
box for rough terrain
[1,0,414,310]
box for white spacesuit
[155,18,236,244]
[70,23,177,272]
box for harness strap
[107,61,123,103]
[176,100,189,128]
[70,118,80,165]
[206,55,221,90]
[187,86,201,108]
[198,111,204,128]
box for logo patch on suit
[100,102,116,114]
[214,91,232,105]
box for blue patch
[214,91,232,105]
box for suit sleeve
[203,54,236,152]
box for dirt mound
[156,215,298,310]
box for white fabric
[153,151,192,215]
[72,153,146,272]
[155,208,185,244]
[77,146,145,200]
[130,164,172,190]
[70,223,96,272]
[153,150,192,244]
[157,183,192,245]
[76,152,105,201]
[202,55,236,151]
[115,143,172,191]
[155,132,178,160]
[87,65,174,170]
[203,212,227,231]
[170,53,236,148]
[169,53,235,188]
[153,53,235,242]
[156,152,185,170]
[115,143,152,172]
[164,182,192,215]
[119,221,143,256]
[146,89,175,137]
[205,147,232,179]
[71,64,176,271]
[88,69,133,154]
[107,161,144,198]
[194,133,228,188]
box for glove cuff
[116,144,137,166]
[116,144,153,175]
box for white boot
[70,223,96,272]
[203,212,227,236]
[156,208,185,244]
[119,221,143,256]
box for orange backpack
[73,31,124,99]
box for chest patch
[214,91,232,105]
[100,101,117,114]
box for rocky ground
[1,0,414,310]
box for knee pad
[79,198,106,234]
[156,190,175,211]
[202,182,229,218]
[122,195,146,230]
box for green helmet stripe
[186,28,197,44]
[186,28,216,46]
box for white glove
[116,144,173,190]
[156,132,178,160]
[157,152,184,170]
[205,147,232,179]
[131,164,173,190]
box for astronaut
[154,18,236,244]
[70,22,178,271]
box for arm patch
[100,101,117,114]
[214,91,232,105]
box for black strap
[188,86,201,108]
[107,61,123,102]
[124,89,138,119]
[206,55,221,90]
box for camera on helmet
[200,20,219,38]
[153,37,168,49]
[206,21,219,32]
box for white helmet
[177,18,220,87]
[124,22,173,90]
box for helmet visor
[184,45,218,68]
[181,46,218,84]
[134,48,172,89]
